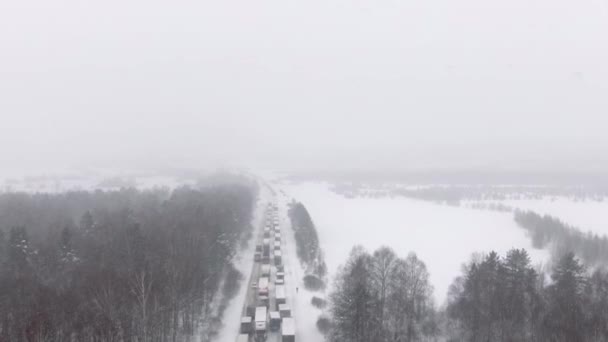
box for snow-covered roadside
[277,191,325,342]
[280,182,549,305]
[213,182,270,342]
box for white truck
[281,317,295,342]
[254,306,268,341]
[240,316,253,334]
[275,285,286,305]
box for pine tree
[544,252,587,342]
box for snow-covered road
[214,182,325,342]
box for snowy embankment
[213,183,270,342]
[279,182,548,305]
[276,191,325,342]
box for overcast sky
[1,0,607,174]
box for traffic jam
[237,202,295,342]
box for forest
[324,246,608,342]
[0,179,257,342]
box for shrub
[316,316,332,335]
[311,296,327,309]
[303,274,325,291]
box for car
[251,282,257,289]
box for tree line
[287,201,327,279]
[448,249,608,342]
[0,180,257,342]
[325,246,608,342]
[514,210,608,267]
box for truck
[261,264,271,277]
[254,306,268,341]
[237,334,250,342]
[258,295,269,307]
[263,239,270,258]
[279,303,291,318]
[281,317,295,342]
[275,285,286,305]
[258,277,269,296]
[240,316,253,334]
[269,311,282,332]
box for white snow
[278,182,548,305]
[277,191,326,342]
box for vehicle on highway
[274,252,282,266]
[237,333,250,342]
[263,239,270,261]
[261,264,270,277]
[279,303,291,318]
[259,295,269,307]
[281,317,295,342]
[240,316,253,334]
[258,277,269,296]
[254,306,268,342]
[269,311,281,332]
[275,285,286,305]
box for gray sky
[1,0,607,174]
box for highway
[237,198,294,342]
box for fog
[1,0,607,175]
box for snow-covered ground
[276,191,325,342]
[278,182,549,305]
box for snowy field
[278,181,549,304]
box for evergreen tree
[585,269,608,341]
[543,252,587,342]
